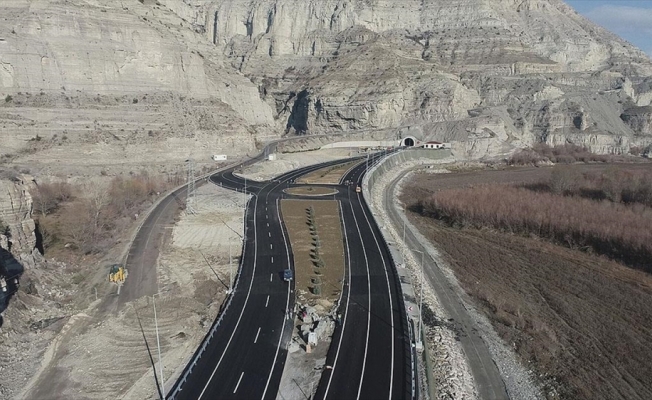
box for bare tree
[31,182,74,216]
[549,165,581,194]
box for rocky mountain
[0,171,38,316]
[1,0,652,164]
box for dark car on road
[283,269,293,282]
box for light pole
[152,294,164,396]
[228,241,233,292]
[413,249,425,347]
[243,177,247,238]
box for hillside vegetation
[32,173,180,256]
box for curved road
[385,167,509,400]
[168,152,411,399]
[314,154,412,400]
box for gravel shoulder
[367,158,543,400]
[15,183,246,399]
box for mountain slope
[1,0,652,168]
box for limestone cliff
[0,0,273,125]
[622,106,652,136]
[0,172,38,315]
[1,0,652,162]
[180,0,652,157]
[0,0,274,173]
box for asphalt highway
[168,151,411,400]
[314,152,411,400]
[167,157,362,399]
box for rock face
[0,174,37,258]
[166,0,652,157]
[0,0,273,125]
[1,0,652,162]
[0,0,274,173]
[622,106,652,135]
[0,172,38,314]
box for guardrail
[166,196,251,399]
[361,148,451,400]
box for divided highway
[314,154,411,400]
[168,152,411,399]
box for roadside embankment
[361,149,542,400]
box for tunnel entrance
[401,136,416,147]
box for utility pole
[229,241,233,292]
[185,159,196,215]
[153,295,164,395]
[413,249,425,348]
[243,177,247,236]
[418,249,424,344]
[133,306,163,400]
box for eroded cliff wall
[1,0,652,163]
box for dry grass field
[402,164,652,400]
[284,186,338,196]
[296,161,360,184]
[280,200,344,305]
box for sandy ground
[239,148,360,181]
[296,161,360,184]
[14,183,246,399]
[1,147,363,400]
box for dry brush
[32,172,172,255]
[417,185,652,271]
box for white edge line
[197,195,259,400]
[359,191,396,398]
[349,193,373,400]
[260,197,293,399]
[323,199,353,397]
[193,160,356,400]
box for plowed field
[402,165,652,400]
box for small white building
[212,154,227,161]
[422,141,446,149]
